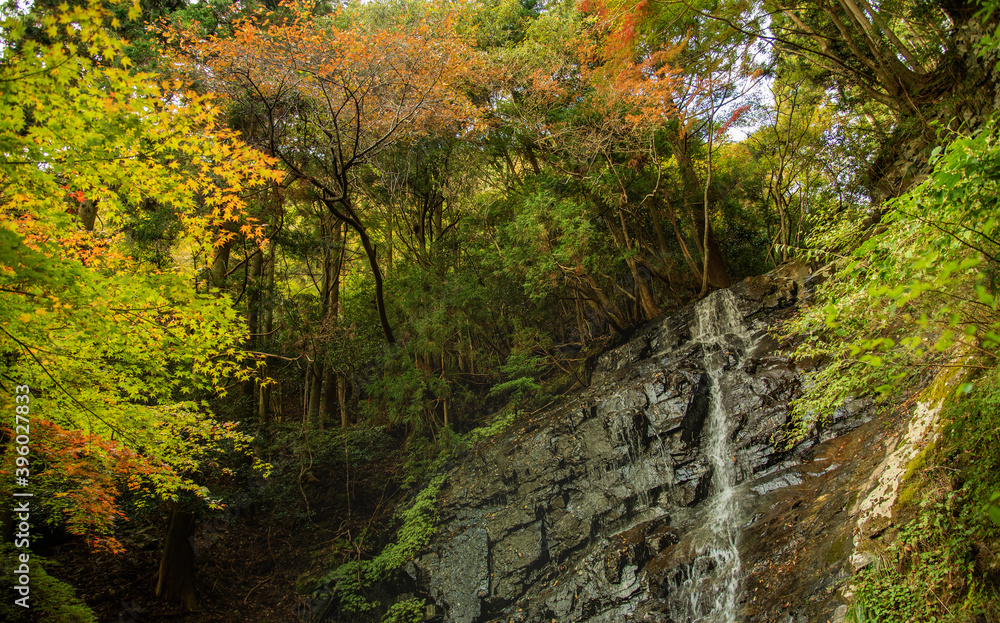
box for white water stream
[667,290,752,623]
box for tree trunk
[320,368,337,422]
[627,256,660,319]
[210,239,232,289]
[248,250,263,349]
[78,199,98,231]
[156,507,197,611]
[579,275,628,335]
[520,139,542,175]
[604,207,660,320]
[259,382,269,428]
[258,245,275,428]
[648,198,675,267]
[337,373,349,427]
[356,228,395,345]
[692,202,730,289]
[668,130,731,289]
[321,197,395,344]
[665,195,704,282]
[701,100,714,297]
[308,361,323,428]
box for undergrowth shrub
[381,598,426,623]
[318,474,446,615]
[788,112,1000,621]
[0,544,97,623]
[786,119,1000,443]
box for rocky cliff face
[394,267,910,623]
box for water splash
[668,290,751,623]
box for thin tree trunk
[668,128,731,289]
[338,373,349,427]
[614,208,660,320]
[320,368,337,422]
[259,383,269,428]
[648,198,673,265]
[303,365,311,428]
[258,245,276,427]
[248,250,263,347]
[320,197,394,344]
[701,89,716,297]
[356,228,395,345]
[264,236,276,334]
[308,361,323,428]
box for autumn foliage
[1,0,274,549]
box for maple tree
[168,0,478,345]
[584,0,768,288]
[0,0,276,602]
[473,0,754,335]
[470,2,669,332]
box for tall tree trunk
[210,239,233,289]
[156,506,197,611]
[320,368,337,423]
[243,249,265,400]
[701,97,715,297]
[303,365,311,428]
[668,131,731,289]
[337,373,349,427]
[356,229,395,345]
[258,245,276,428]
[259,383,269,428]
[648,198,674,267]
[665,195,703,283]
[248,250,264,349]
[606,207,661,320]
[320,197,395,344]
[308,361,323,428]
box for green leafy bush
[488,328,553,409]
[467,409,520,444]
[381,598,426,623]
[789,113,1000,621]
[787,119,1000,440]
[320,474,446,614]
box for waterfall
[667,290,751,622]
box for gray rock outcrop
[373,267,902,623]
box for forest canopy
[1,0,999,619]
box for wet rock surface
[400,269,890,623]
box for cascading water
[667,290,752,623]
